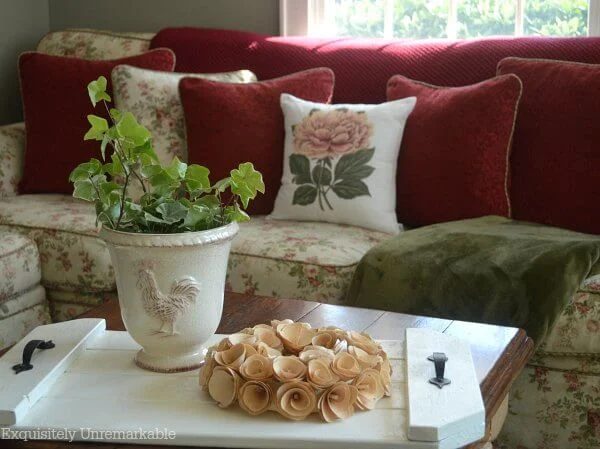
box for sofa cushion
[0,195,114,293]
[37,29,153,59]
[386,74,521,227]
[0,231,50,350]
[18,49,176,194]
[0,195,388,305]
[228,217,390,302]
[497,57,600,235]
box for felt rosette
[200,320,392,422]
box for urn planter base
[134,347,207,373]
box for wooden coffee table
[2,292,533,449]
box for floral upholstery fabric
[47,290,117,323]
[0,232,50,350]
[497,285,600,449]
[541,282,600,356]
[0,195,114,322]
[0,231,41,295]
[0,122,25,198]
[227,217,391,302]
[36,29,153,59]
[498,365,600,449]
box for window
[280,0,600,37]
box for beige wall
[0,0,50,124]
[49,0,279,34]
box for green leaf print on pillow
[290,108,375,211]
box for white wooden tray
[0,319,484,448]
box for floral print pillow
[269,94,416,234]
[111,65,257,198]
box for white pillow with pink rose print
[269,93,416,234]
[111,64,257,198]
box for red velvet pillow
[386,74,522,227]
[19,49,176,194]
[497,58,600,234]
[179,68,335,215]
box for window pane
[456,0,516,38]
[334,0,387,37]
[393,0,449,38]
[333,0,450,39]
[329,0,590,38]
[524,0,588,36]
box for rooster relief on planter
[137,268,201,336]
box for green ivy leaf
[331,179,370,199]
[140,164,162,179]
[183,204,212,229]
[141,164,179,189]
[156,201,188,224]
[103,153,124,177]
[96,202,120,229]
[334,148,375,180]
[194,195,221,208]
[87,76,111,107]
[83,115,109,141]
[69,159,102,182]
[132,141,159,163]
[144,211,166,224]
[99,181,121,206]
[213,177,232,193]
[164,156,187,181]
[73,179,96,201]
[109,108,123,122]
[100,134,111,161]
[230,162,265,208]
[185,164,211,193]
[312,165,332,186]
[153,184,179,197]
[289,154,312,184]
[225,203,250,223]
[292,185,317,205]
[115,112,151,147]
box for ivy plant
[69,76,264,234]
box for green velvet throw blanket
[347,216,600,346]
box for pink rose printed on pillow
[290,109,376,211]
[270,93,416,234]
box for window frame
[280,0,600,37]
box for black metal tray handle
[12,340,55,374]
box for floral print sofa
[0,29,599,449]
[0,30,390,321]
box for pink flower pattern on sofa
[0,123,25,198]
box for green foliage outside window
[333,0,589,38]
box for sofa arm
[0,122,25,197]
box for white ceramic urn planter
[100,222,239,373]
